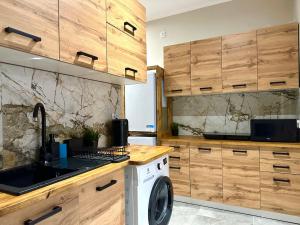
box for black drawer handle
[24,206,62,225]
[77,51,98,61]
[125,67,138,79]
[273,178,290,184]
[171,89,183,93]
[169,156,180,160]
[198,147,212,152]
[96,180,117,191]
[232,84,247,89]
[124,22,137,36]
[233,150,247,155]
[273,152,290,157]
[200,87,213,91]
[270,81,286,86]
[5,27,41,42]
[170,145,180,148]
[273,165,290,170]
[170,166,181,170]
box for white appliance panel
[128,137,156,146]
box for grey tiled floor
[169,202,296,225]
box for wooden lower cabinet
[261,172,300,216]
[190,145,223,202]
[79,169,125,225]
[0,188,80,225]
[222,147,260,209]
[161,141,190,196]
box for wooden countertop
[160,136,300,149]
[0,145,173,216]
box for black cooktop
[203,132,251,141]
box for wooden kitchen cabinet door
[191,37,222,95]
[0,0,59,59]
[190,145,223,202]
[222,31,258,93]
[257,23,299,91]
[164,43,191,96]
[107,24,147,82]
[79,169,125,225]
[106,0,146,44]
[59,0,107,72]
[222,147,260,209]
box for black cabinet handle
[77,51,98,61]
[170,166,181,170]
[232,84,247,89]
[169,156,180,160]
[96,180,117,191]
[270,81,286,86]
[273,178,290,184]
[273,165,290,170]
[273,152,290,157]
[170,145,180,148]
[125,67,138,79]
[5,27,41,42]
[200,87,213,91]
[124,22,137,36]
[171,89,183,93]
[198,147,212,152]
[24,206,62,225]
[233,150,247,155]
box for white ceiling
[139,0,232,21]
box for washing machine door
[148,176,173,225]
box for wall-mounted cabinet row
[164,23,299,96]
[161,140,300,217]
[0,0,146,83]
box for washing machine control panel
[157,163,162,170]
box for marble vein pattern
[172,91,299,136]
[0,63,121,169]
[169,202,297,225]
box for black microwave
[250,119,299,142]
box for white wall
[295,0,300,22]
[147,0,295,67]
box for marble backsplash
[0,63,121,169]
[173,91,300,136]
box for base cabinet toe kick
[161,139,300,217]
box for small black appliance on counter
[250,119,300,142]
[111,119,129,147]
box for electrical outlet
[160,31,167,38]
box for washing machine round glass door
[148,176,173,225]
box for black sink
[0,158,110,195]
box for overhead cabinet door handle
[125,67,138,79]
[124,22,137,36]
[5,27,41,42]
[76,51,98,61]
[96,180,117,191]
[24,206,62,225]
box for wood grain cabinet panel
[222,147,260,209]
[191,37,222,95]
[0,0,59,59]
[190,145,223,202]
[106,0,146,44]
[257,23,299,91]
[107,24,147,82]
[161,141,191,196]
[59,0,107,72]
[164,43,191,96]
[261,172,300,216]
[0,188,79,225]
[222,31,258,93]
[79,169,124,225]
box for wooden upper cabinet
[222,31,258,93]
[164,43,191,97]
[257,23,299,91]
[106,0,146,44]
[59,0,107,72]
[0,0,59,59]
[191,37,222,95]
[107,24,147,82]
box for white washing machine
[125,155,173,225]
